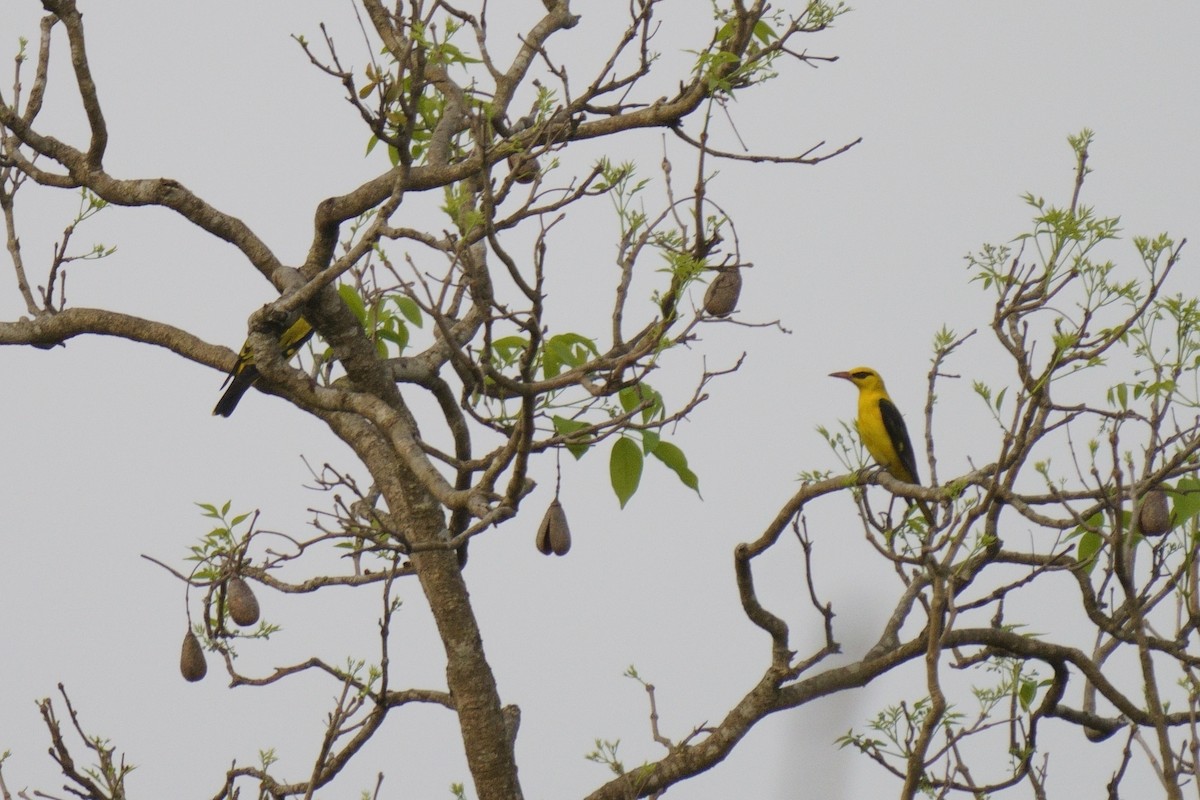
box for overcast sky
[3,2,1199,798]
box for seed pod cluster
[535,499,571,556]
[226,575,260,627]
[180,629,207,682]
[1138,489,1172,537]
[703,267,742,317]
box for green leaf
[618,383,663,422]
[489,335,529,367]
[610,437,643,508]
[378,320,410,354]
[641,429,660,454]
[339,284,367,324]
[543,342,564,378]
[544,333,598,378]
[552,331,599,355]
[392,296,424,327]
[752,19,777,44]
[618,385,640,414]
[1112,382,1128,410]
[552,416,593,460]
[1075,528,1104,575]
[1018,679,1037,711]
[1171,477,1200,526]
[650,440,700,495]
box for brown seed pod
[226,575,261,627]
[1138,489,1172,537]
[180,629,207,683]
[703,267,742,317]
[1189,547,1200,620]
[508,152,540,184]
[535,499,571,556]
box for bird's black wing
[878,397,920,485]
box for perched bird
[213,317,314,417]
[830,366,933,523]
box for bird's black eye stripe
[852,371,872,379]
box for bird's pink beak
[829,371,852,381]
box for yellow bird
[830,366,932,523]
[213,317,314,417]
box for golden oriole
[213,317,314,417]
[830,366,932,523]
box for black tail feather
[212,366,259,417]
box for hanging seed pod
[1138,489,1172,537]
[180,629,207,682]
[703,267,742,317]
[508,152,540,184]
[1117,531,1136,588]
[1189,546,1200,620]
[226,575,260,627]
[535,499,571,556]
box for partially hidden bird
[213,317,314,417]
[830,366,933,524]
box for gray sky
[3,2,1199,798]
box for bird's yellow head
[829,366,887,393]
